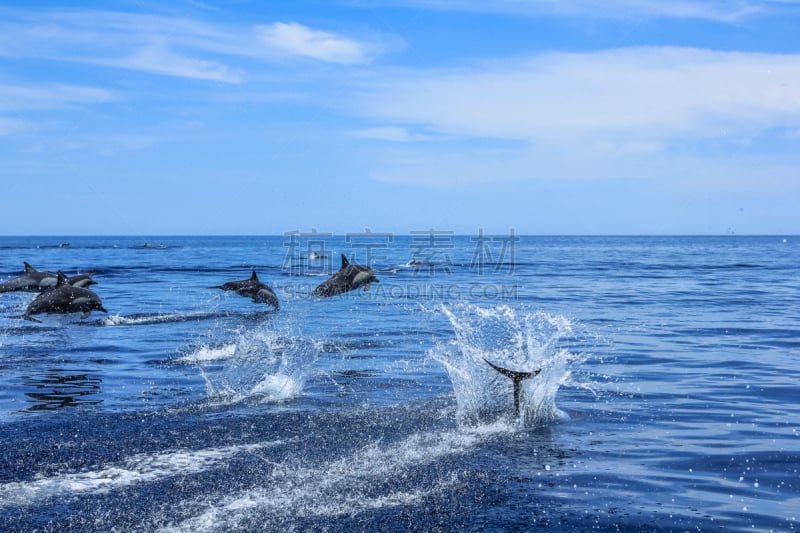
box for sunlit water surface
[1,235,798,531]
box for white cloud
[358,47,800,144]
[350,126,432,142]
[0,10,378,83]
[256,22,371,64]
[351,47,800,188]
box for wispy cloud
[0,9,380,83]
[0,10,243,83]
[369,0,784,21]
[363,131,800,192]
[0,117,36,136]
[107,39,243,83]
[257,22,373,64]
[350,126,433,142]
[0,82,116,112]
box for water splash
[176,343,237,364]
[430,303,580,427]
[199,320,319,404]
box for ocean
[0,234,797,532]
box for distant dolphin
[23,271,107,322]
[212,270,279,309]
[312,254,379,298]
[0,262,97,293]
[484,358,542,416]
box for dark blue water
[1,235,798,532]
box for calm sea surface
[0,235,798,532]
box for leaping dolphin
[0,262,97,293]
[484,358,542,416]
[212,270,280,309]
[67,273,97,289]
[312,254,379,298]
[23,271,107,322]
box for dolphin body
[0,262,97,293]
[23,272,107,322]
[212,270,280,309]
[484,358,542,416]
[66,273,98,289]
[312,254,379,298]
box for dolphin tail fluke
[483,358,542,416]
[483,359,539,381]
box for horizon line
[1,233,796,238]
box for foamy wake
[102,310,252,326]
[103,313,193,326]
[161,423,511,532]
[0,440,286,509]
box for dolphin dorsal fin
[24,262,37,273]
[340,254,350,268]
[56,271,69,287]
[250,270,259,281]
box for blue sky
[2,0,799,235]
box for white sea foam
[161,424,509,532]
[0,440,285,508]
